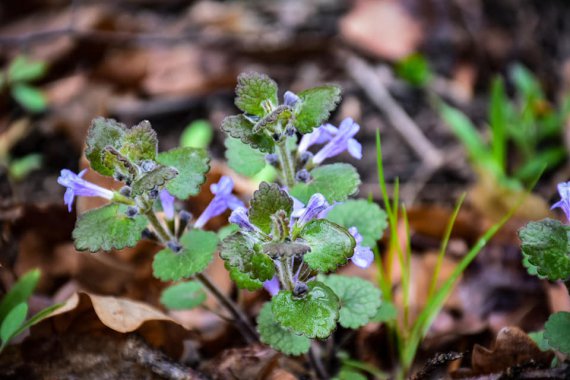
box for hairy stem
[276,140,295,188]
[145,210,172,243]
[196,273,259,344]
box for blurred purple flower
[349,227,374,268]
[284,91,300,107]
[552,181,570,221]
[159,189,175,220]
[229,207,261,233]
[299,118,362,164]
[295,193,330,227]
[297,124,337,154]
[194,176,244,229]
[263,276,281,296]
[57,169,114,212]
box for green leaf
[130,165,178,196]
[257,302,311,355]
[519,219,570,280]
[85,118,127,176]
[320,275,381,329]
[0,269,40,322]
[11,303,63,341]
[160,281,206,310]
[395,53,432,87]
[73,204,147,252]
[272,281,339,339]
[249,182,293,234]
[9,153,42,181]
[180,120,214,149]
[153,229,218,281]
[235,72,278,116]
[528,330,551,352]
[370,301,397,323]
[221,115,275,153]
[225,137,267,177]
[228,267,263,291]
[299,219,355,272]
[157,147,210,199]
[120,120,158,163]
[333,368,367,380]
[11,84,47,113]
[544,312,570,354]
[327,200,387,247]
[0,303,27,346]
[295,85,341,133]
[8,56,47,82]
[489,77,508,171]
[220,232,275,281]
[290,163,360,204]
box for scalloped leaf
[300,220,355,272]
[73,204,147,252]
[289,163,360,204]
[221,114,275,153]
[130,165,178,196]
[271,281,339,339]
[228,267,263,291]
[249,182,293,234]
[85,118,126,176]
[152,229,218,281]
[294,85,341,133]
[327,200,387,247]
[320,275,382,329]
[157,147,210,200]
[225,137,267,177]
[220,232,275,281]
[235,72,278,116]
[519,219,570,280]
[544,311,570,354]
[257,302,310,355]
[160,281,206,310]
[120,120,158,163]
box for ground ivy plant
[58,72,387,367]
[519,181,570,355]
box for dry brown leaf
[202,344,279,380]
[340,0,422,61]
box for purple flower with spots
[194,176,244,229]
[349,227,374,268]
[552,181,570,222]
[159,190,176,220]
[57,169,114,212]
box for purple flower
[349,227,374,268]
[159,190,176,220]
[310,118,362,164]
[229,207,261,233]
[297,124,337,154]
[194,176,244,229]
[552,181,570,221]
[57,169,114,212]
[295,193,330,227]
[284,91,300,107]
[263,276,281,296]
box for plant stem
[195,273,259,344]
[145,210,172,243]
[280,256,294,290]
[276,140,295,188]
[308,342,328,380]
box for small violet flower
[552,181,570,221]
[349,227,374,268]
[283,91,300,108]
[263,276,281,296]
[229,207,261,233]
[298,118,362,165]
[194,176,244,229]
[294,193,330,228]
[159,189,176,220]
[57,169,114,212]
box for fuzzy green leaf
[257,302,311,355]
[8,56,47,82]
[11,84,47,113]
[225,137,267,177]
[0,303,27,346]
[300,220,355,272]
[73,204,147,252]
[327,200,387,247]
[249,182,293,234]
[544,312,570,354]
[130,165,178,196]
[235,72,278,116]
[228,268,263,291]
[519,219,570,280]
[272,281,339,339]
[320,275,381,329]
[295,85,341,133]
[152,230,218,281]
[160,281,206,310]
[221,115,275,153]
[120,120,158,163]
[157,147,210,199]
[220,232,275,281]
[290,163,360,204]
[0,269,39,322]
[85,118,127,176]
